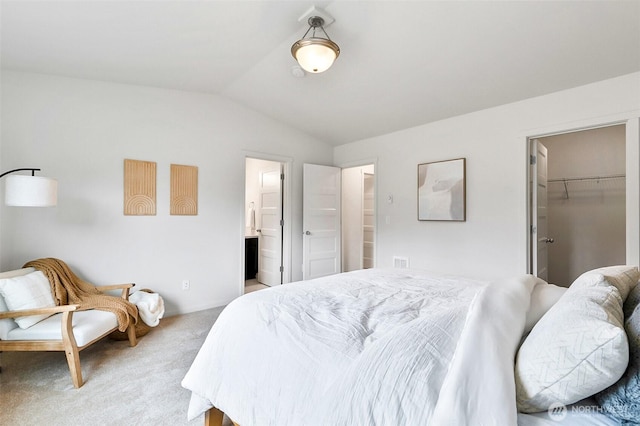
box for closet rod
[548,174,625,183]
[549,174,625,199]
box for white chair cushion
[6,309,118,347]
[0,268,54,330]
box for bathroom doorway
[245,157,287,293]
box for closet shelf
[548,174,625,199]
[547,174,625,183]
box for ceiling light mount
[291,14,340,74]
[307,16,325,28]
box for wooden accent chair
[0,267,137,388]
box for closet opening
[341,164,376,272]
[529,124,626,286]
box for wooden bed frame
[205,407,238,426]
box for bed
[182,266,640,426]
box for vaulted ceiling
[2,1,639,146]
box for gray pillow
[595,282,640,423]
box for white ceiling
[2,1,639,146]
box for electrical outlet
[393,256,409,269]
[181,280,190,291]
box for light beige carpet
[244,282,268,294]
[0,306,230,426]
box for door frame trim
[524,114,640,275]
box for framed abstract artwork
[170,164,198,215]
[124,159,157,216]
[418,158,466,221]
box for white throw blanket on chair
[129,290,165,327]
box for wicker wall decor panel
[124,159,157,215]
[170,164,198,215]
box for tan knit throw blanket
[24,258,138,332]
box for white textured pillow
[0,270,56,329]
[516,265,640,413]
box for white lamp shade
[5,175,58,207]
[292,38,339,73]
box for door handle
[545,237,554,243]
[304,231,311,235]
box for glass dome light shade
[291,38,340,73]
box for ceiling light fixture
[291,16,340,74]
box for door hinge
[279,266,284,272]
[531,225,537,234]
[530,155,537,165]
[280,219,284,226]
[281,173,284,180]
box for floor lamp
[0,168,58,207]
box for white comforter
[182,268,538,425]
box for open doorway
[245,157,286,294]
[301,162,377,279]
[341,164,376,272]
[529,124,626,286]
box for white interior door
[303,164,341,280]
[531,139,552,281]
[258,164,283,286]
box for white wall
[0,71,333,316]
[3,72,638,314]
[542,126,626,286]
[334,72,640,280]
